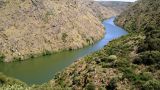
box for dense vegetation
[116,0,160,70]
[115,0,160,89]
[116,0,160,32]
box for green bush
[133,51,160,65]
[138,37,160,53]
[0,73,6,85]
[85,83,96,90]
[100,55,117,67]
[42,50,52,56]
[107,55,117,62]
[138,28,160,53]
[62,33,68,42]
[142,80,160,90]
[115,59,130,69]
[106,78,117,90]
[101,62,109,68]
[122,68,137,82]
[138,72,153,81]
[0,73,26,87]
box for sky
[94,0,137,2]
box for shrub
[138,29,160,53]
[115,59,130,69]
[155,62,160,69]
[142,80,160,90]
[62,33,68,42]
[0,73,6,85]
[140,38,160,52]
[100,57,108,62]
[101,62,109,68]
[133,51,160,65]
[100,55,117,63]
[122,68,137,82]
[106,78,117,90]
[42,50,52,56]
[133,56,143,65]
[85,83,96,90]
[107,55,117,62]
[139,72,153,81]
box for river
[0,17,128,85]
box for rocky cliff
[0,0,119,62]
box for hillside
[99,1,131,15]
[116,0,160,67]
[0,0,119,62]
[37,0,159,89]
[86,1,121,20]
[42,0,160,89]
[1,0,160,90]
[115,0,160,32]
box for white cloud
[94,0,137,2]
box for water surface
[0,17,128,85]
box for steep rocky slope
[99,1,131,15]
[86,1,120,20]
[0,0,119,62]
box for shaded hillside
[0,0,119,62]
[99,1,131,15]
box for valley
[1,0,160,90]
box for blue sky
[94,0,137,2]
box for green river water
[0,17,128,85]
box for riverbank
[0,17,130,89]
[0,33,143,90]
[42,33,143,90]
[0,17,154,89]
[0,17,128,85]
[0,0,107,62]
[1,0,159,89]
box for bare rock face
[0,0,107,62]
